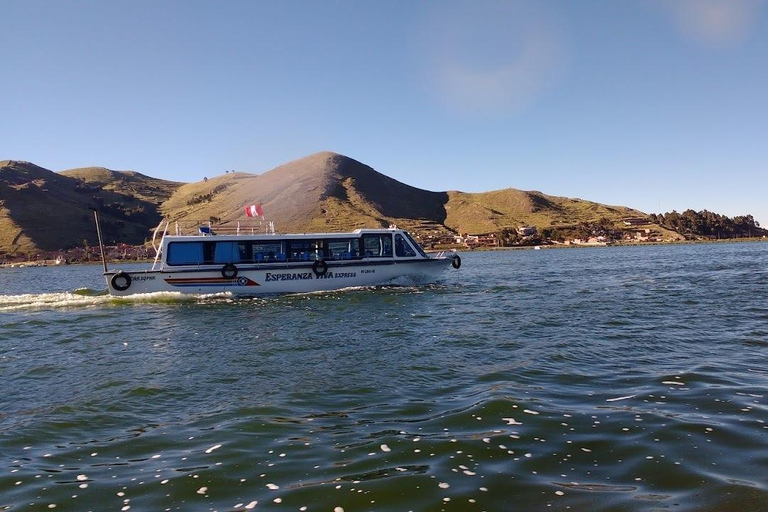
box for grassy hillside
[156,152,663,242]
[1,152,693,256]
[61,167,181,203]
[0,160,179,255]
[444,189,647,234]
[159,172,255,229]
[159,152,452,236]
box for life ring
[221,263,238,279]
[451,255,462,269]
[312,259,329,277]
[111,271,132,291]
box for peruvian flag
[244,204,264,218]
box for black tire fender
[312,259,329,277]
[451,255,462,269]
[221,263,238,279]
[111,271,132,291]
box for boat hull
[104,258,455,296]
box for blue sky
[2,0,766,225]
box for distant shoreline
[4,237,765,268]
[441,236,768,252]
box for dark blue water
[1,243,767,511]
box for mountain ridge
[0,152,724,256]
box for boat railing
[195,220,276,236]
[150,219,278,270]
[431,250,458,260]
[156,219,277,237]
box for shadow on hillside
[327,154,449,224]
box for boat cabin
[158,228,429,269]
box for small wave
[0,292,112,311]
[109,291,231,305]
[72,287,108,296]
[283,283,442,299]
[1,286,444,311]
[339,464,430,482]
[556,482,638,493]
[0,290,235,311]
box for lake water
[1,242,767,511]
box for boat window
[327,239,359,260]
[287,240,324,261]
[214,242,241,264]
[237,242,250,262]
[404,232,429,258]
[395,234,417,257]
[362,234,393,258]
[251,241,285,262]
[166,242,205,265]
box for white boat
[99,219,461,296]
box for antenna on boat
[89,207,109,273]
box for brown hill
[1,152,677,256]
[159,152,449,235]
[157,152,651,239]
[60,167,181,203]
[0,160,180,255]
[443,189,646,234]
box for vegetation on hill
[60,167,181,203]
[0,160,182,256]
[443,189,646,235]
[650,210,766,239]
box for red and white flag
[244,204,264,218]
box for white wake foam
[0,291,225,311]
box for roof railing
[157,219,277,237]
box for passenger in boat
[395,234,416,257]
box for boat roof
[162,227,409,242]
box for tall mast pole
[89,208,108,273]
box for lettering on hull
[265,271,357,282]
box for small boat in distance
[96,217,461,296]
